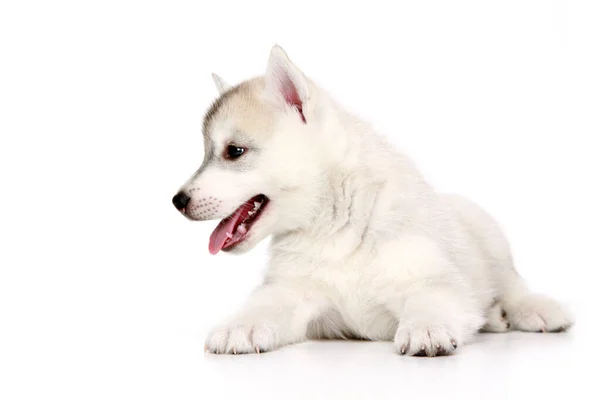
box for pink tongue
[208,200,256,255]
[208,217,238,255]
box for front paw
[394,324,459,357]
[205,323,278,354]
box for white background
[1,1,599,399]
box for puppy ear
[264,45,309,123]
[212,73,232,94]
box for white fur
[178,45,574,357]
[211,73,231,94]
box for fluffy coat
[174,46,573,356]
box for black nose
[172,192,190,210]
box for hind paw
[508,294,574,333]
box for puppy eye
[225,145,246,160]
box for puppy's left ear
[264,45,309,123]
[212,73,232,94]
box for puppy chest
[311,269,397,340]
[333,296,396,340]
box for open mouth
[208,194,269,254]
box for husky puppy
[172,46,573,356]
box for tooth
[237,224,247,234]
[225,232,233,239]
[254,202,261,209]
[248,210,255,216]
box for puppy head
[173,46,335,254]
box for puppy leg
[205,282,326,354]
[393,290,484,356]
[503,293,574,333]
[377,237,485,356]
[391,285,484,356]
